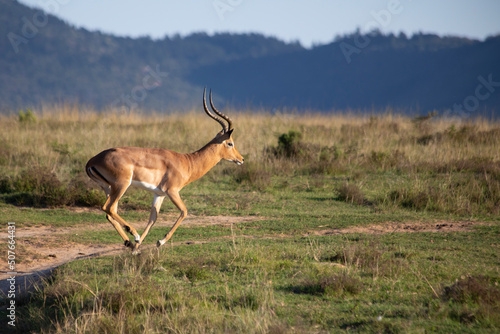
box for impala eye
[227,142,234,147]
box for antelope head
[203,88,244,165]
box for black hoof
[124,240,132,248]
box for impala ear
[218,128,234,143]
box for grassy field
[0,107,499,333]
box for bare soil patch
[305,220,489,236]
[0,215,262,296]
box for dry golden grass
[1,105,499,212]
[2,106,499,172]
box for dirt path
[304,220,488,236]
[0,215,261,297]
[0,218,488,297]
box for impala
[86,88,244,253]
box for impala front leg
[134,195,165,247]
[157,190,187,247]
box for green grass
[7,228,500,333]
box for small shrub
[0,176,14,193]
[18,108,37,123]
[9,167,70,207]
[2,168,104,208]
[442,275,500,305]
[441,275,500,325]
[269,130,317,161]
[69,173,105,207]
[319,145,342,162]
[446,124,477,143]
[277,130,303,158]
[289,272,363,296]
[336,182,366,205]
[388,188,430,211]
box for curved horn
[203,87,227,132]
[209,89,233,131]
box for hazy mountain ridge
[1,0,499,115]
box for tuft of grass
[7,167,69,207]
[231,161,272,191]
[0,168,104,208]
[289,271,363,296]
[18,108,37,123]
[440,275,500,326]
[383,172,500,215]
[442,275,500,305]
[335,182,366,205]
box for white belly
[131,180,166,196]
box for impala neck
[185,142,222,184]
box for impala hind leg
[103,183,141,247]
[157,190,187,247]
[106,214,134,248]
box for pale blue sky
[18,0,500,47]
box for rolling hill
[1,0,499,116]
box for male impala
[86,89,244,253]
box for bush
[289,272,363,296]
[442,275,500,305]
[9,167,70,207]
[268,130,347,175]
[277,130,304,158]
[0,177,14,193]
[18,108,37,123]
[441,275,500,325]
[336,182,366,205]
[69,173,106,207]
[0,168,104,208]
